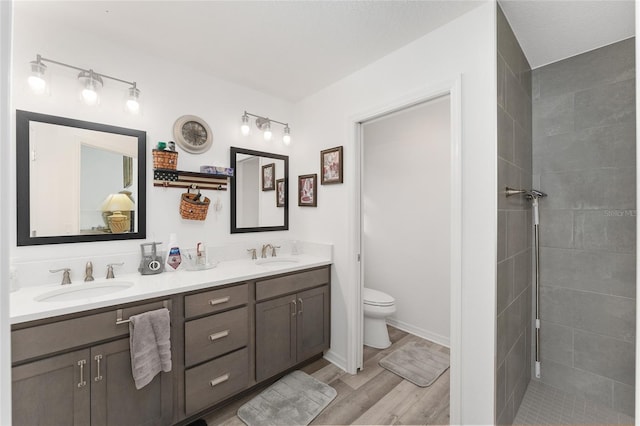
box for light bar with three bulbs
[241,111,291,145]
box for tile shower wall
[532,38,636,417]
[496,6,533,425]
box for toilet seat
[363,288,395,307]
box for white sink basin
[35,281,134,302]
[255,257,300,266]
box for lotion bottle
[165,233,182,271]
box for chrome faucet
[106,262,124,279]
[247,248,257,260]
[50,268,72,285]
[261,244,273,258]
[84,262,95,282]
[271,245,280,257]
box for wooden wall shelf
[153,169,230,191]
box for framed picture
[298,174,317,207]
[261,163,275,191]
[123,155,133,188]
[276,178,285,207]
[321,146,343,184]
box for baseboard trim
[386,318,450,348]
[323,349,347,371]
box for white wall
[292,3,497,423]
[362,96,451,346]
[10,6,296,272]
[0,2,12,423]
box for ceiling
[500,0,635,69]
[15,1,636,101]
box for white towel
[129,307,172,390]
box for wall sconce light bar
[241,111,291,144]
[28,54,141,113]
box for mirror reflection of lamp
[101,193,135,233]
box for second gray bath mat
[237,370,336,426]
[379,340,450,387]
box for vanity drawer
[256,266,330,301]
[185,347,249,415]
[184,283,248,319]
[184,306,248,367]
[12,299,170,364]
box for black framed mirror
[230,146,288,233]
[16,110,147,245]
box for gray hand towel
[129,307,172,390]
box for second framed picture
[321,146,343,184]
[262,163,275,191]
[298,174,317,207]
[276,178,285,207]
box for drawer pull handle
[77,360,87,388]
[298,298,303,315]
[209,330,230,341]
[291,299,297,316]
[94,354,103,382]
[209,297,230,307]
[209,373,230,388]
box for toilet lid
[363,288,395,307]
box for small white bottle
[165,233,182,272]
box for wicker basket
[153,149,179,170]
[180,188,210,221]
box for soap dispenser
[165,233,182,271]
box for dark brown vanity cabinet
[255,267,330,382]
[11,300,173,426]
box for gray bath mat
[237,370,337,426]
[379,340,449,387]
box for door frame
[346,76,462,424]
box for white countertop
[11,254,332,324]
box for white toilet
[363,287,396,349]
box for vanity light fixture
[28,54,142,113]
[240,111,291,144]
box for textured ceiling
[500,0,635,69]
[15,1,483,102]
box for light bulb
[82,87,99,105]
[78,70,102,106]
[28,58,47,94]
[283,125,291,145]
[125,86,140,114]
[263,126,273,141]
[240,113,250,135]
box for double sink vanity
[11,253,332,425]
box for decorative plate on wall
[173,115,213,154]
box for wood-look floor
[202,326,450,426]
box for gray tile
[497,310,508,367]
[512,371,529,418]
[498,54,506,109]
[507,210,527,256]
[540,320,573,367]
[497,5,530,86]
[539,167,636,210]
[498,105,514,161]
[540,285,574,327]
[572,291,635,342]
[497,258,514,314]
[539,359,614,407]
[498,210,507,262]
[532,70,541,101]
[506,66,530,131]
[514,121,532,172]
[538,209,573,249]
[539,247,635,299]
[497,359,507,419]
[506,333,526,399]
[513,249,531,297]
[506,292,527,352]
[535,38,635,100]
[574,78,635,130]
[574,330,635,386]
[613,381,635,418]
[574,210,636,253]
[533,122,635,174]
[533,92,574,138]
[497,393,514,426]
[498,158,523,210]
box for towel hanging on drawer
[129,307,172,389]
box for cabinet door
[255,294,297,381]
[12,349,91,426]
[91,338,173,426]
[297,285,330,362]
